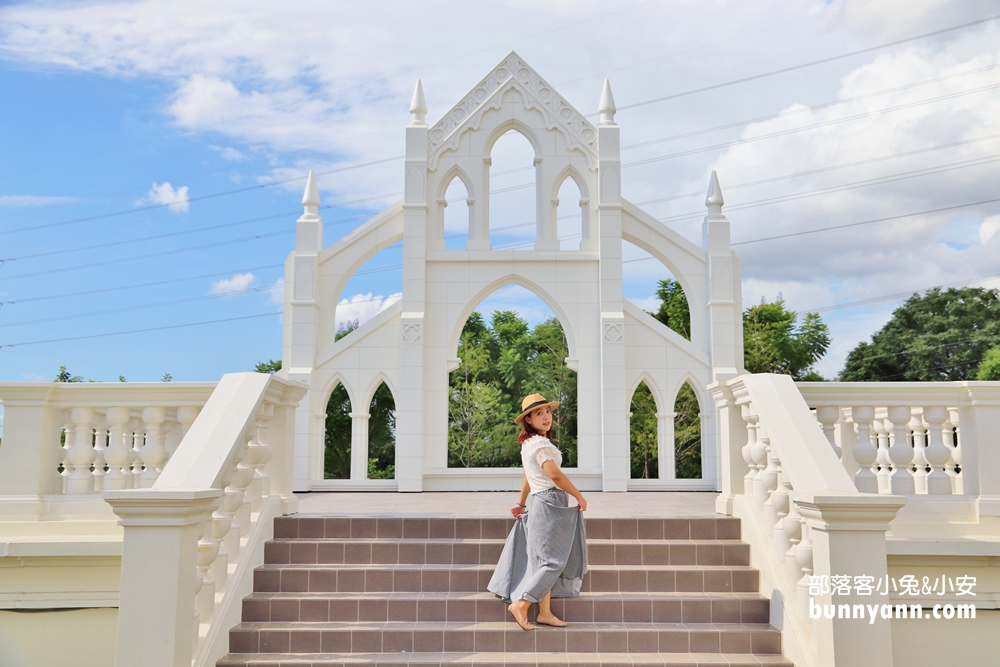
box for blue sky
[1,0,999,391]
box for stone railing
[796,382,1000,516]
[712,373,906,667]
[103,373,306,667]
[0,382,216,514]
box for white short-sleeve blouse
[521,434,563,494]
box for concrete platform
[294,492,719,518]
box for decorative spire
[409,79,427,125]
[302,170,320,215]
[598,79,616,125]
[705,170,724,215]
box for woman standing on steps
[487,393,589,631]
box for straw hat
[514,393,560,425]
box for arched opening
[367,381,396,479]
[324,383,351,479]
[334,244,403,338]
[629,381,658,479]
[623,240,691,339]
[556,176,584,251]
[441,174,472,250]
[488,129,537,249]
[448,285,577,468]
[674,381,702,479]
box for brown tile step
[218,651,794,666]
[228,621,783,655]
[241,591,770,624]
[264,539,750,567]
[274,516,742,541]
[253,564,761,593]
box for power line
[655,154,1000,224]
[0,313,279,349]
[613,13,1000,112]
[619,63,1000,151]
[811,273,1000,313]
[732,197,1000,246]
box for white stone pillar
[105,489,222,667]
[708,382,747,515]
[796,494,905,667]
[702,171,740,382]
[657,411,675,481]
[350,411,371,481]
[595,80,627,492]
[398,79,429,491]
[0,386,64,500]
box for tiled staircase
[219,515,792,666]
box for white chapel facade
[281,52,745,493]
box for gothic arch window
[448,284,577,468]
[622,240,691,340]
[554,172,586,251]
[629,379,659,479]
[324,381,352,479]
[366,380,396,479]
[487,129,538,250]
[673,379,703,479]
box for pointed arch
[670,373,705,480]
[630,379,660,479]
[628,371,664,414]
[550,164,590,201]
[449,275,577,361]
[362,372,399,410]
[483,118,542,158]
[366,378,396,480]
[323,379,354,480]
[437,164,476,201]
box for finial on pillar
[409,79,428,126]
[302,170,320,215]
[598,79,616,125]
[705,170,724,215]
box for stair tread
[233,621,780,631]
[218,651,793,665]
[269,538,748,544]
[256,563,759,570]
[245,591,770,600]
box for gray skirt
[487,488,588,604]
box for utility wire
[612,13,1000,112]
[732,197,1000,246]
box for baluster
[177,406,200,440]
[246,403,275,510]
[873,416,891,493]
[922,407,952,495]
[59,414,72,491]
[103,407,132,490]
[128,417,143,488]
[740,404,758,496]
[65,407,97,495]
[751,423,769,510]
[782,501,803,586]
[794,517,814,618]
[850,407,879,493]
[139,407,167,487]
[223,444,253,563]
[760,445,781,527]
[910,412,928,494]
[887,406,915,495]
[946,408,962,494]
[771,474,792,559]
[92,412,108,491]
[236,436,255,538]
[816,406,842,457]
[197,499,222,624]
[210,467,235,592]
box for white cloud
[210,272,255,295]
[140,182,190,213]
[266,277,284,308]
[979,215,1000,244]
[0,195,82,207]
[20,373,47,381]
[335,292,402,332]
[209,145,248,161]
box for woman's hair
[516,416,553,444]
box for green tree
[976,347,1000,381]
[161,373,172,382]
[335,319,359,341]
[840,287,1000,381]
[448,310,577,468]
[324,384,352,479]
[54,366,83,382]
[630,383,658,479]
[367,382,396,479]
[744,300,830,380]
[255,359,282,374]
[650,279,691,340]
[673,383,702,479]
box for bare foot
[535,614,567,627]
[508,603,535,631]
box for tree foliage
[324,384,352,479]
[744,301,830,380]
[629,383,658,479]
[976,347,1000,381]
[255,359,282,374]
[840,287,1000,381]
[448,311,577,468]
[650,279,691,340]
[367,382,396,479]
